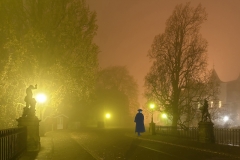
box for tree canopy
[145,3,218,128]
[0,0,99,128]
[94,66,139,126]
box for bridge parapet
[0,127,27,160]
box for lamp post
[149,103,155,135]
[36,93,47,120]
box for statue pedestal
[198,121,215,143]
[16,116,41,151]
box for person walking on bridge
[134,109,145,136]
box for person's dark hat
[138,109,143,111]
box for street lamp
[149,103,155,135]
[36,93,47,120]
[150,103,155,123]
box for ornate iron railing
[214,128,240,146]
[155,126,198,140]
[155,125,240,146]
[0,127,27,160]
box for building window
[219,101,222,108]
[211,101,213,108]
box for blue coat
[134,113,145,132]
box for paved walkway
[19,128,240,160]
[19,130,96,160]
[19,135,53,160]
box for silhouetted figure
[134,109,145,136]
[22,84,37,117]
[201,99,211,122]
[24,84,37,107]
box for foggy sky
[86,0,240,106]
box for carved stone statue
[200,99,211,122]
[17,84,40,151]
[22,84,37,117]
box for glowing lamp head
[105,113,111,119]
[150,103,155,109]
[36,93,47,103]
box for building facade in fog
[212,69,240,126]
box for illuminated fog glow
[223,116,229,122]
[36,93,47,103]
[105,113,111,119]
[162,113,167,119]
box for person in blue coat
[134,109,145,136]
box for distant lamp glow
[223,116,229,122]
[36,93,47,103]
[150,103,155,109]
[162,113,167,119]
[219,101,222,108]
[198,102,201,109]
[105,113,111,119]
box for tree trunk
[171,105,179,135]
[172,109,178,127]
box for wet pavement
[19,127,240,160]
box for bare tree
[145,3,214,128]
